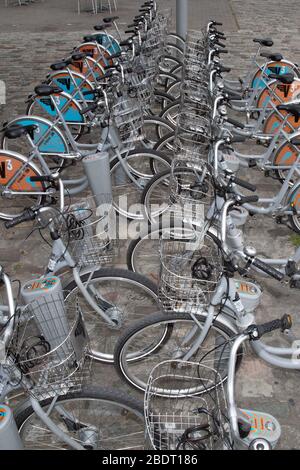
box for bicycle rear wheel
[0,150,46,220]
[15,387,144,450]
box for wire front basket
[158,233,222,314]
[9,292,91,400]
[128,72,154,112]
[145,360,231,450]
[142,30,165,56]
[112,98,144,143]
[175,112,211,159]
[168,158,214,223]
[58,196,116,270]
[180,81,212,116]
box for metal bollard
[176,0,188,39]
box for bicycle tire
[114,311,240,394]
[15,386,144,450]
[63,267,158,363]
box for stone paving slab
[1,0,300,449]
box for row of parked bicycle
[0,0,300,450]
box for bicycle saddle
[253,37,273,47]
[94,24,112,31]
[83,34,98,42]
[277,103,300,119]
[269,72,294,84]
[71,52,90,61]
[103,16,119,23]
[260,52,283,62]
[34,84,62,96]
[4,124,37,140]
[120,39,133,47]
[50,60,72,71]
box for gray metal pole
[176,0,188,39]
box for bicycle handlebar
[247,314,292,339]
[29,175,55,183]
[80,102,98,115]
[210,20,223,26]
[5,208,36,229]
[256,317,288,337]
[230,135,247,143]
[235,195,259,204]
[215,40,226,48]
[251,258,285,281]
[230,176,256,192]
[227,316,290,448]
[226,117,245,128]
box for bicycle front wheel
[64,268,158,363]
[127,220,198,282]
[114,311,238,393]
[15,387,144,450]
[142,116,175,149]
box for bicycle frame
[176,269,300,368]
[206,195,300,270]
[213,110,300,172]
[43,225,120,327]
[2,100,146,205]
[226,333,281,449]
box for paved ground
[1,0,300,450]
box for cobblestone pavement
[1,0,300,449]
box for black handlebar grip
[216,49,228,54]
[256,318,283,337]
[5,209,36,229]
[218,65,231,73]
[232,176,256,192]
[29,175,52,182]
[213,29,225,36]
[120,39,132,47]
[252,258,285,281]
[230,135,247,143]
[226,117,245,128]
[215,41,226,48]
[216,33,226,40]
[211,21,223,26]
[236,195,259,205]
[80,103,98,115]
[82,89,96,97]
[225,91,243,100]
